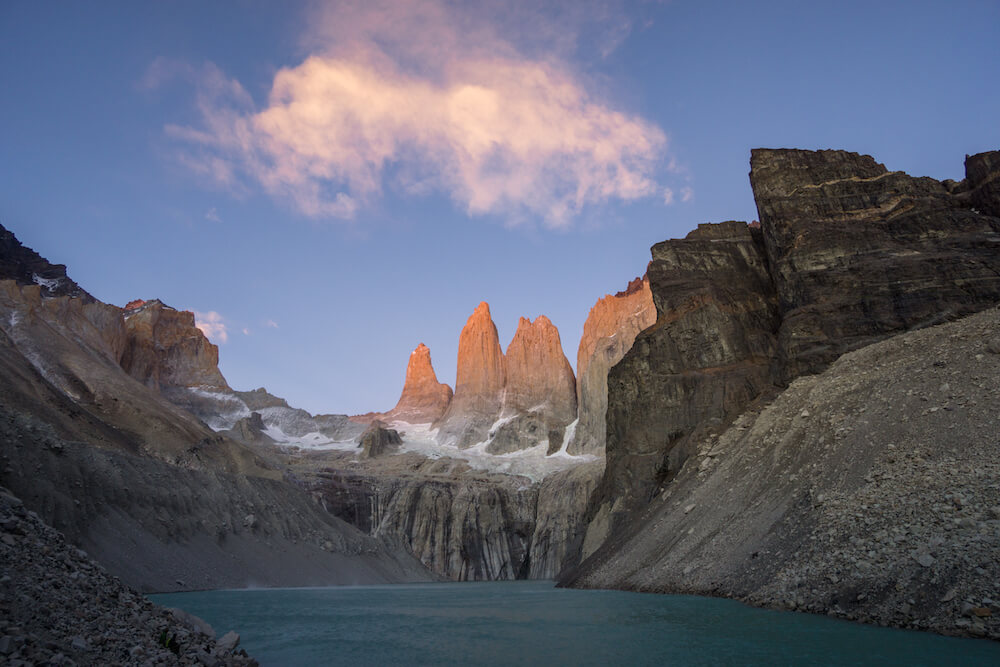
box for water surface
[152,581,1000,666]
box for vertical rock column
[434,302,506,448]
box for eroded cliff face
[435,302,507,448]
[298,450,602,581]
[489,316,577,455]
[383,343,453,423]
[569,277,656,456]
[575,148,1000,591]
[120,299,230,393]
[564,308,1000,639]
[0,228,435,591]
[751,148,1000,379]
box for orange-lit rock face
[435,301,506,448]
[504,316,576,423]
[484,315,578,455]
[452,301,507,413]
[570,276,655,455]
[120,299,230,392]
[385,343,453,424]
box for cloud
[161,0,669,226]
[681,186,694,203]
[662,187,674,205]
[205,207,221,222]
[242,327,251,336]
[265,319,279,329]
[194,311,228,343]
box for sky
[2,0,998,416]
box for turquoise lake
[152,581,1000,666]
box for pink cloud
[163,0,670,226]
[194,310,228,343]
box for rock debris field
[0,487,257,666]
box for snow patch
[388,420,596,482]
[32,274,62,292]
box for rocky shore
[562,307,1000,639]
[0,486,257,666]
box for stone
[120,299,230,392]
[488,316,577,454]
[570,277,656,456]
[751,148,1000,379]
[597,221,781,525]
[0,223,94,302]
[215,631,240,653]
[357,421,403,459]
[434,302,506,448]
[382,343,453,424]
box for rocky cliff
[569,277,656,456]
[489,316,577,455]
[750,148,1000,379]
[291,449,602,581]
[565,148,1000,636]
[0,229,434,592]
[564,307,1000,639]
[435,302,507,448]
[381,343,453,423]
[120,299,231,393]
[0,223,94,302]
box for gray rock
[215,630,240,653]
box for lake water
[152,581,1000,666]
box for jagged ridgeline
[2,146,998,640]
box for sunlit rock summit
[382,343,453,424]
[569,276,656,456]
[121,299,230,393]
[434,301,508,448]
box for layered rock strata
[750,148,1000,379]
[0,223,94,301]
[568,148,1000,631]
[569,277,656,455]
[584,149,1000,546]
[121,299,230,392]
[563,307,1000,639]
[296,450,603,581]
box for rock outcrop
[434,302,507,448]
[588,222,781,540]
[563,307,1000,640]
[582,149,1000,546]
[750,148,1000,379]
[567,148,1000,632]
[298,451,602,581]
[357,420,403,458]
[488,316,577,455]
[120,299,230,392]
[382,343,453,423]
[569,277,656,455]
[0,227,435,592]
[0,222,94,302]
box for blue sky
[2,1,998,415]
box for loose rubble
[0,486,257,666]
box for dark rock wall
[588,148,1000,551]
